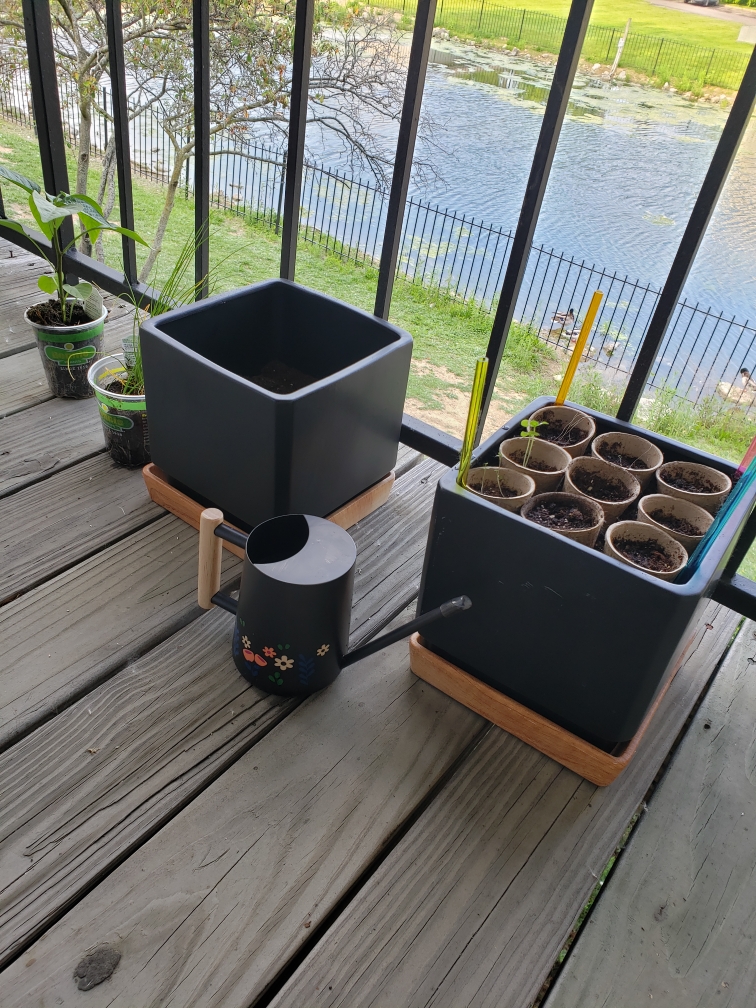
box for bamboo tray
[409,630,695,786]
[143,463,395,560]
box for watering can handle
[198,508,225,609]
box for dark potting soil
[540,417,588,447]
[598,441,649,470]
[613,537,677,572]
[468,476,518,498]
[509,448,557,472]
[571,469,629,502]
[662,469,720,494]
[528,501,594,530]
[27,299,91,327]
[247,359,315,394]
[649,509,702,537]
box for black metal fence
[384,0,752,90]
[2,62,756,415]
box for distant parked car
[684,0,719,6]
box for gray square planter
[417,397,756,752]
[141,279,413,529]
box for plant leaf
[0,219,27,237]
[114,226,149,247]
[27,192,53,239]
[32,190,75,224]
[63,282,93,300]
[0,165,41,193]
[38,275,57,295]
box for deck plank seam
[0,447,108,501]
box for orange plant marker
[554,291,604,406]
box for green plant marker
[520,418,547,469]
[457,356,489,489]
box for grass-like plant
[0,166,147,326]
[520,417,546,468]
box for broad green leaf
[78,213,101,246]
[114,226,149,247]
[63,281,93,300]
[28,192,53,239]
[58,195,111,227]
[38,275,58,295]
[0,219,27,237]
[0,165,41,193]
[32,190,75,224]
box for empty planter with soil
[498,437,571,493]
[522,491,604,547]
[637,493,713,552]
[656,461,731,514]
[604,520,687,582]
[466,467,535,512]
[564,456,640,522]
[592,431,663,490]
[528,405,596,458]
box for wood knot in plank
[72,946,121,990]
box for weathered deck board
[0,397,105,498]
[0,251,50,357]
[0,305,132,417]
[0,460,446,977]
[0,453,160,604]
[546,619,756,1008]
[0,639,484,1007]
[266,603,740,1008]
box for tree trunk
[95,136,117,263]
[77,93,93,255]
[138,149,189,282]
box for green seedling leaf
[114,226,150,247]
[0,219,27,237]
[32,190,75,223]
[0,165,41,193]
[37,275,58,295]
[63,282,93,300]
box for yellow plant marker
[457,356,489,488]
[554,291,604,406]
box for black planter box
[417,396,756,752]
[140,279,412,529]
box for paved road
[645,0,756,26]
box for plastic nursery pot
[140,279,412,530]
[521,491,604,547]
[564,455,640,522]
[604,520,687,582]
[529,405,596,459]
[591,431,663,491]
[498,437,571,493]
[25,303,107,399]
[87,355,150,467]
[637,493,713,552]
[465,467,535,513]
[656,461,732,514]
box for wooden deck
[1,239,754,1007]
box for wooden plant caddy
[409,630,696,786]
[143,463,395,559]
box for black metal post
[374,0,438,320]
[105,0,137,284]
[475,0,594,442]
[21,0,73,248]
[617,45,756,422]
[280,0,315,281]
[193,0,210,297]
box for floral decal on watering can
[233,629,333,688]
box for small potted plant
[592,431,663,490]
[604,520,687,582]
[529,404,596,458]
[0,167,146,399]
[521,491,604,547]
[466,467,535,512]
[656,460,732,514]
[499,419,571,492]
[637,493,713,552]
[564,455,640,522]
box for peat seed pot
[521,491,604,547]
[498,437,571,493]
[529,405,596,458]
[591,431,663,491]
[88,355,150,467]
[656,461,732,514]
[465,467,535,512]
[564,455,640,522]
[26,303,107,399]
[637,493,713,552]
[604,520,687,582]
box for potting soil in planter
[570,468,629,502]
[246,359,315,394]
[527,500,595,531]
[661,470,721,494]
[540,418,589,447]
[612,536,678,573]
[597,441,650,470]
[508,449,557,472]
[29,299,104,399]
[648,510,702,537]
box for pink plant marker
[738,431,756,474]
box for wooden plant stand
[409,631,695,786]
[143,463,395,560]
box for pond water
[311,43,756,326]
